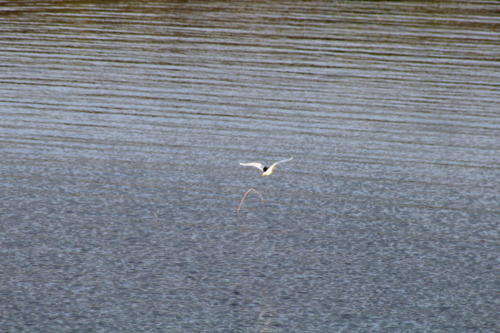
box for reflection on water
[1,1,499,331]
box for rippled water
[1,1,499,332]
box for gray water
[1,1,499,332]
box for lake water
[1,1,499,332]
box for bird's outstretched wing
[269,157,293,168]
[239,162,264,171]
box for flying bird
[239,157,293,176]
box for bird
[239,157,293,176]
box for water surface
[1,1,499,332]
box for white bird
[239,157,293,176]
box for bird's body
[239,157,293,176]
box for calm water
[1,1,499,332]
